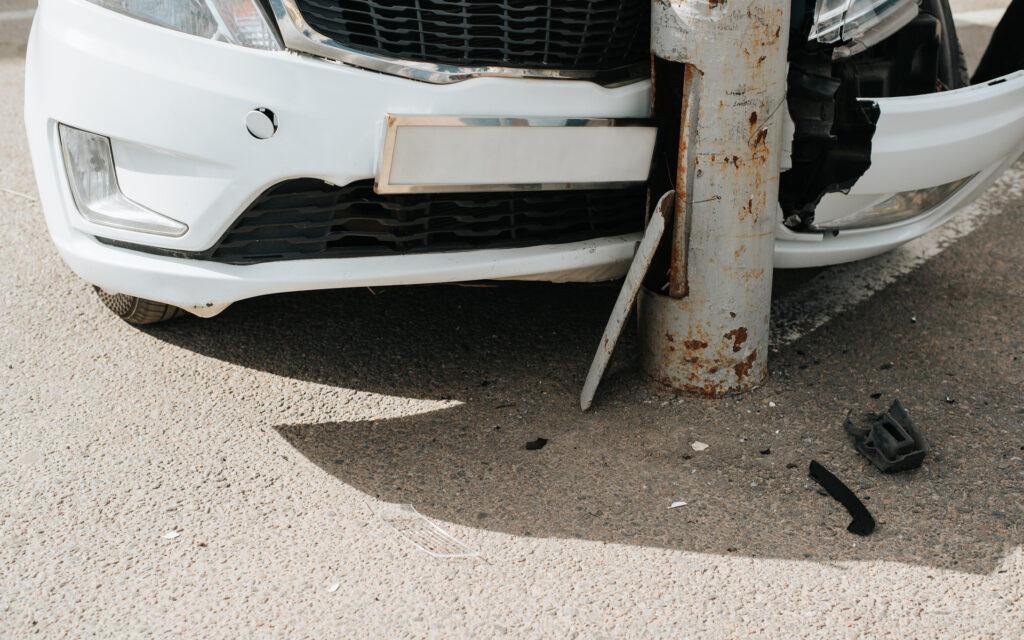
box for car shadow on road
[146,281,1023,575]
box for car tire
[924,0,970,89]
[93,287,185,325]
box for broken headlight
[83,0,281,51]
[809,0,920,58]
[810,176,974,231]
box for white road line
[0,9,35,23]
[770,161,1024,349]
[953,8,1006,28]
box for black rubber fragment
[525,438,548,451]
[809,460,876,536]
[844,399,928,472]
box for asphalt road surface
[1,2,1022,637]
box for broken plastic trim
[809,460,876,535]
[844,399,928,472]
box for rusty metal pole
[640,0,790,396]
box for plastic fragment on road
[691,441,709,451]
[525,438,548,450]
[327,583,340,593]
[161,531,180,539]
[808,460,876,536]
[668,501,687,509]
[844,399,928,472]
[374,503,479,558]
[580,191,672,411]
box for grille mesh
[293,0,650,73]
[191,180,645,264]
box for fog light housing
[809,0,920,58]
[810,175,974,230]
[59,124,188,238]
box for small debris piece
[768,401,777,408]
[910,316,917,323]
[525,438,548,450]
[668,501,687,509]
[808,460,875,536]
[844,399,928,472]
[691,441,709,452]
[327,583,341,593]
[760,448,771,456]
[727,547,737,552]
[870,393,882,399]
[162,531,180,539]
[374,503,479,558]
[879,363,894,370]
[785,463,799,469]
[944,395,955,404]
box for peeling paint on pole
[640,0,791,396]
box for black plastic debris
[844,399,928,472]
[525,438,548,450]
[785,463,799,469]
[869,393,882,399]
[944,395,956,404]
[809,460,876,536]
[760,448,771,456]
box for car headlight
[810,175,974,231]
[84,0,281,51]
[809,0,920,58]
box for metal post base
[638,285,767,397]
[641,0,790,397]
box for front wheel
[93,287,185,325]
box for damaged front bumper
[777,70,1024,268]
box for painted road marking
[954,8,1006,28]
[0,9,34,23]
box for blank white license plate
[375,114,657,194]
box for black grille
[107,180,646,265]
[294,0,650,75]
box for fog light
[810,175,973,230]
[59,124,188,237]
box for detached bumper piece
[809,460,876,536]
[844,399,929,472]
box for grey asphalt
[1,2,1022,637]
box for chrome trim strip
[375,115,656,194]
[266,0,648,85]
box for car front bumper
[25,0,1024,313]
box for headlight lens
[59,124,189,237]
[808,0,920,58]
[85,0,281,50]
[810,175,974,231]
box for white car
[25,0,1024,323]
